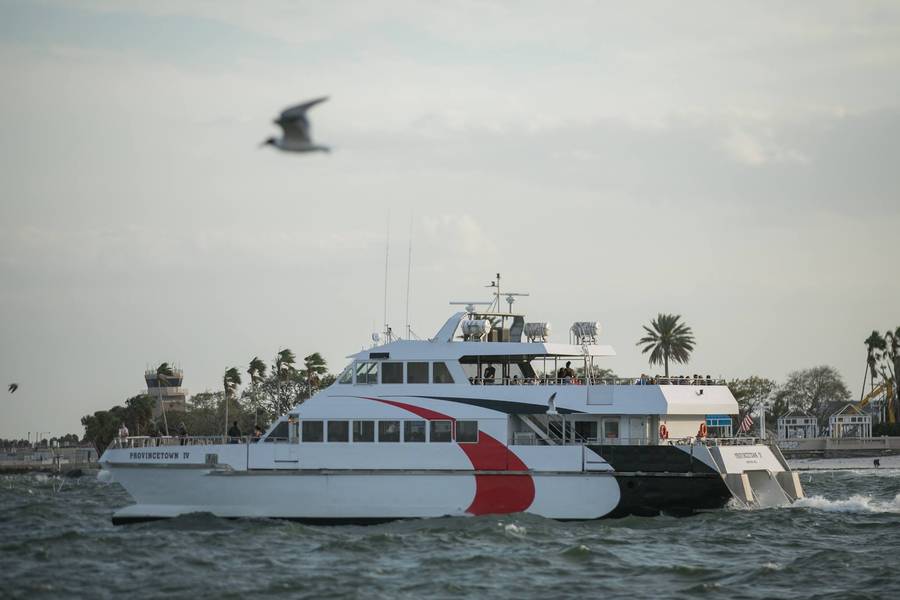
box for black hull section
[588,444,732,517]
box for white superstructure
[100,298,803,524]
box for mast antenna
[405,213,413,340]
[382,211,391,341]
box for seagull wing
[275,97,328,144]
[8,383,18,393]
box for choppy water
[2,467,899,599]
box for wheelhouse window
[327,420,349,442]
[301,420,324,442]
[338,366,353,384]
[407,362,428,384]
[404,420,426,442]
[432,362,455,384]
[379,420,400,442]
[603,419,619,440]
[355,362,378,385]
[353,420,374,442]
[431,420,452,442]
[456,420,478,443]
[381,362,403,384]
[264,420,289,442]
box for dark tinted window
[404,420,426,442]
[327,420,349,442]
[355,362,377,384]
[264,420,289,442]
[431,420,452,442]
[407,362,428,383]
[433,362,454,384]
[382,362,403,384]
[302,420,323,442]
[353,420,374,442]
[574,421,598,441]
[379,420,400,442]
[456,420,478,443]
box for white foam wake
[793,493,900,514]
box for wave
[793,493,900,514]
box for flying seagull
[262,97,330,153]
[8,383,18,393]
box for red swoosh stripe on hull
[364,397,535,515]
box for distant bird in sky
[8,383,18,393]
[261,97,330,153]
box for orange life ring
[697,422,708,438]
[659,423,669,440]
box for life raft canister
[697,422,708,438]
[659,423,669,440]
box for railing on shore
[469,376,727,386]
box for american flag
[738,412,754,434]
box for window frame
[430,420,452,443]
[378,420,401,442]
[432,361,455,384]
[404,420,426,443]
[381,362,404,384]
[355,361,378,385]
[406,361,429,384]
[455,420,479,443]
[301,420,324,442]
[353,420,375,442]
[327,420,350,442]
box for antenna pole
[383,212,390,340]
[405,213,413,340]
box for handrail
[109,435,263,449]
[469,376,727,386]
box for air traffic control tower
[144,367,188,418]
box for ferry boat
[100,295,804,524]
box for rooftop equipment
[460,319,492,341]
[524,322,552,342]
[570,321,601,344]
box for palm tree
[274,349,296,411]
[247,357,267,427]
[155,362,175,436]
[862,330,886,400]
[637,314,695,378]
[886,327,899,382]
[223,367,242,439]
[303,352,328,399]
[275,349,296,380]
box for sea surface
[2,461,899,599]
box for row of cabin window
[339,361,455,385]
[296,419,479,443]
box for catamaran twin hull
[103,306,803,523]
[101,440,800,524]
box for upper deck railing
[109,435,260,449]
[469,376,727,386]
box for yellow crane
[859,381,895,423]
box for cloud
[723,126,811,167]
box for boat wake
[793,493,900,514]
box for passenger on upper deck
[560,361,576,384]
[483,364,496,384]
[227,421,242,443]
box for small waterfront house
[777,411,819,439]
[827,404,871,439]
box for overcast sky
[1,1,898,439]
